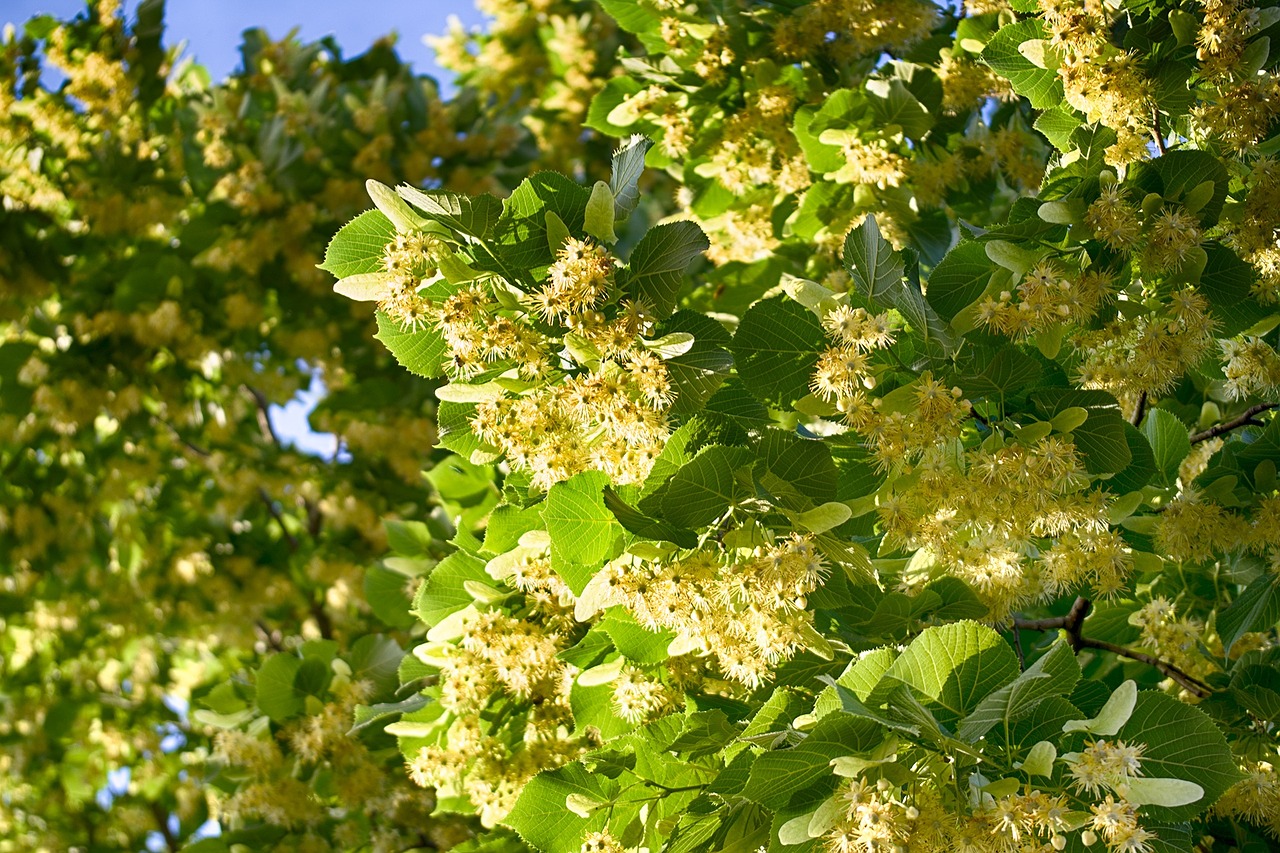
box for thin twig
[255,620,284,651]
[1077,636,1213,697]
[258,486,299,551]
[149,802,179,853]
[242,384,280,446]
[1189,402,1278,444]
[1012,596,1212,698]
[1130,391,1148,427]
[1152,108,1168,155]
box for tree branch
[1130,391,1148,427]
[1189,402,1278,444]
[258,486,299,551]
[242,384,280,446]
[1012,596,1212,698]
[1151,108,1168,155]
[149,802,179,853]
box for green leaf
[883,621,1020,728]
[596,0,661,33]
[866,78,932,141]
[1129,150,1230,228]
[1229,661,1280,722]
[374,310,448,378]
[384,519,433,556]
[1199,242,1272,337]
[926,240,995,322]
[584,181,617,243]
[1116,691,1243,821]
[844,214,904,303]
[256,654,304,722]
[1033,389,1132,475]
[365,565,417,630]
[625,221,709,318]
[610,134,652,221]
[732,298,826,409]
[739,712,881,809]
[1142,409,1191,488]
[503,763,612,852]
[982,19,1065,109]
[1034,105,1083,152]
[600,609,674,664]
[959,344,1043,404]
[348,634,404,695]
[956,639,1080,741]
[320,209,396,278]
[657,311,733,415]
[494,171,592,273]
[413,550,488,627]
[396,185,502,240]
[660,445,753,528]
[602,487,697,548]
[755,429,838,508]
[1218,572,1280,654]
[845,216,955,352]
[544,471,617,593]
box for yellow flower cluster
[376,232,444,330]
[1067,738,1146,795]
[1131,597,1217,685]
[881,435,1123,621]
[698,84,810,196]
[408,610,592,826]
[771,0,938,64]
[1085,185,1142,251]
[1226,158,1280,302]
[456,241,675,489]
[822,131,909,189]
[1221,337,1280,399]
[823,777,914,852]
[1042,0,1155,166]
[582,534,827,688]
[977,260,1115,338]
[1075,288,1217,405]
[1214,752,1280,840]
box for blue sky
[5,0,487,84]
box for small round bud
[1082,830,1098,846]
[905,806,920,820]
[1052,835,1067,851]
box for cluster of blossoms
[1215,751,1280,840]
[1220,336,1280,399]
[1042,0,1155,166]
[213,681,449,848]
[375,233,445,330]
[1190,0,1280,153]
[424,238,675,490]
[1074,288,1217,408]
[820,130,909,190]
[1226,158,1280,302]
[1130,597,1219,685]
[769,0,938,63]
[1156,490,1280,568]
[1086,186,1204,275]
[696,85,810,196]
[409,609,593,826]
[811,304,973,468]
[580,534,828,689]
[977,260,1116,338]
[885,435,1128,621]
[1067,738,1147,796]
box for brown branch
[1076,636,1213,697]
[149,802,179,853]
[242,384,280,446]
[258,486,299,551]
[1130,391,1148,427]
[1012,596,1212,698]
[255,620,284,651]
[1189,402,1278,444]
[311,601,334,640]
[1152,108,1168,155]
